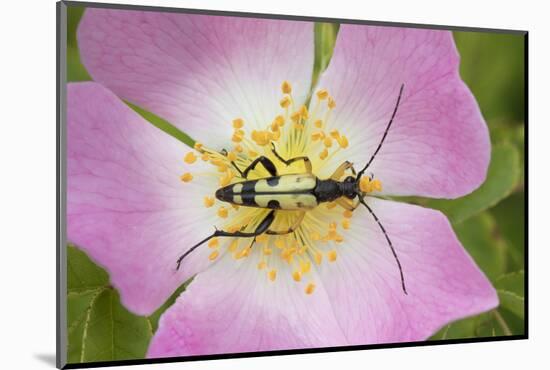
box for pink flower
[68,9,498,357]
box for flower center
[180,81,382,294]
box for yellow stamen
[359,177,373,193]
[292,271,302,282]
[201,153,210,161]
[187,152,197,164]
[316,89,329,100]
[310,231,321,241]
[290,111,301,123]
[232,133,243,143]
[208,238,219,248]
[251,130,271,146]
[342,219,351,230]
[314,119,323,128]
[280,96,291,108]
[299,105,309,119]
[328,250,337,262]
[194,142,203,151]
[274,115,285,127]
[257,261,267,270]
[326,202,337,210]
[372,179,383,192]
[281,81,292,94]
[219,170,233,187]
[228,239,239,252]
[338,135,349,149]
[343,210,353,218]
[227,151,237,162]
[330,130,340,139]
[301,260,311,274]
[217,207,228,218]
[268,269,277,281]
[235,247,250,259]
[323,137,333,148]
[256,235,268,243]
[248,149,258,158]
[311,131,324,141]
[203,196,215,208]
[232,118,244,129]
[319,148,329,160]
[209,250,219,260]
[180,173,193,182]
[315,252,323,265]
[305,282,316,295]
[234,144,243,153]
[328,97,336,109]
[274,239,285,249]
[263,247,273,256]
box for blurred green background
[66,6,526,363]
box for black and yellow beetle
[177,84,407,294]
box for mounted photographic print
[56,1,527,368]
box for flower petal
[68,82,223,315]
[146,253,347,357]
[78,9,314,149]
[316,198,498,343]
[316,26,490,198]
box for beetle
[176,84,407,294]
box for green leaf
[125,101,195,147]
[147,278,193,332]
[425,143,520,224]
[491,192,525,272]
[495,270,525,318]
[454,212,507,280]
[67,246,153,363]
[67,246,109,292]
[67,6,92,82]
[312,22,339,88]
[453,32,525,124]
[430,270,525,340]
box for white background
[0,0,546,368]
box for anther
[305,282,316,295]
[280,96,291,109]
[180,173,193,182]
[203,196,215,208]
[268,269,277,281]
[187,152,197,164]
[232,118,244,129]
[316,89,329,100]
[209,250,219,260]
[281,81,292,94]
[217,207,229,218]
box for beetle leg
[241,156,278,178]
[330,161,357,180]
[176,211,276,270]
[271,143,312,174]
[266,211,306,235]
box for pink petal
[316,198,498,343]
[316,26,490,198]
[146,253,347,358]
[68,82,222,315]
[78,9,314,149]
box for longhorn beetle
[176,84,407,294]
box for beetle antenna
[176,229,219,270]
[357,84,404,180]
[359,196,407,294]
